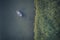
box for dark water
[0,0,34,40]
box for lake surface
[1,0,35,40]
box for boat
[16,10,22,17]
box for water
[1,0,35,40]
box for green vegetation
[34,0,60,40]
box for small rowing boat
[16,10,22,17]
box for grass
[34,0,60,40]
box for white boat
[16,10,22,17]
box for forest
[34,0,60,40]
